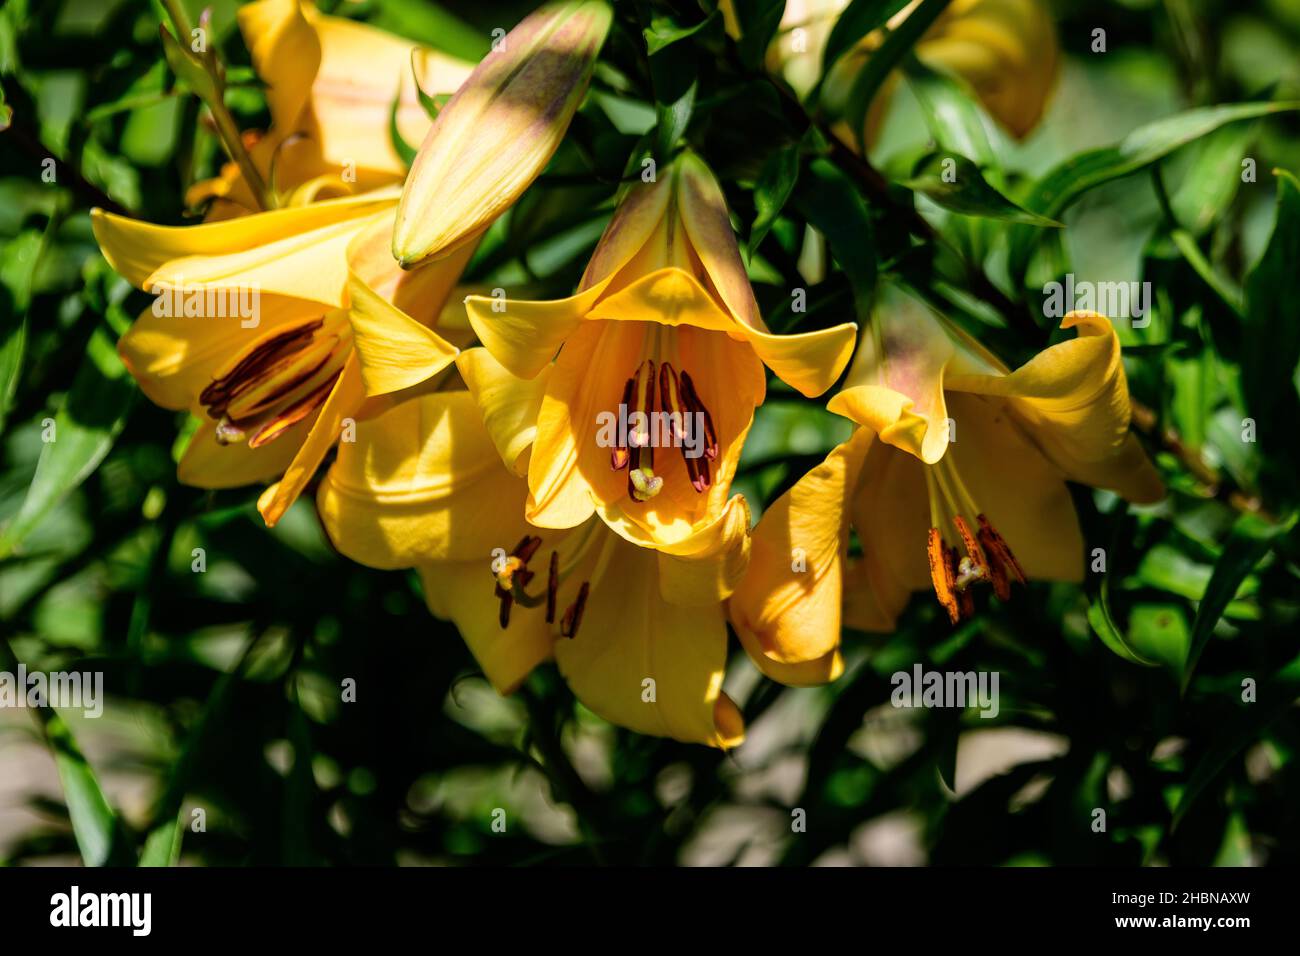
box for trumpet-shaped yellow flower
[192,0,472,216]
[730,283,1163,675]
[392,0,613,266]
[724,0,1058,145]
[315,377,752,748]
[447,153,857,551]
[92,189,470,526]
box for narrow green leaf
[1170,123,1255,235]
[1183,511,1298,691]
[0,229,43,434]
[45,710,132,866]
[1241,169,1300,424]
[388,92,418,167]
[0,325,136,557]
[139,809,185,867]
[1173,653,1300,829]
[822,0,912,74]
[654,80,696,161]
[903,57,995,168]
[1087,578,1160,667]
[370,1,491,62]
[792,157,876,319]
[844,0,951,151]
[729,0,786,71]
[749,142,801,258]
[644,12,717,56]
[903,154,1061,226]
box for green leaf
[0,229,44,434]
[903,154,1061,226]
[370,1,491,62]
[729,0,786,71]
[749,142,801,258]
[44,710,133,866]
[1173,653,1300,829]
[822,0,912,74]
[1183,511,1298,691]
[1241,169,1300,424]
[139,809,185,867]
[1007,101,1300,284]
[792,157,876,319]
[654,80,696,162]
[0,325,136,557]
[388,91,418,167]
[1087,577,1160,667]
[844,0,950,151]
[1170,123,1255,235]
[644,12,717,56]
[903,57,995,168]
[1127,604,1191,681]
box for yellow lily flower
[315,377,751,748]
[724,0,1058,145]
[195,0,473,215]
[451,152,857,552]
[392,0,614,266]
[730,283,1164,675]
[92,188,470,526]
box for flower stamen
[200,315,350,448]
[560,581,590,638]
[923,456,1024,623]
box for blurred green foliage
[1,0,1299,867]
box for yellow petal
[650,495,752,606]
[177,416,314,489]
[237,0,320,138]
[940,391,1084,581]
[740,321,858,398]
[305,6,473,179]
[578,171,672,289]
[945,311,1164,503]
[843,441,929,630]
[257,353,366,527]
[463,285,597,380]
[918,0,1059,140]
[456,347,552,475]
[523,321,609,531]
[586,267,740,332]
[345,236,464,397]
[418,560,554,694]
[554,534,744,748]
[393,0,613,265]
[729,427,873,668]
[731,625,846,687]
[118,294,319,411]
[316,390,531,569]
[92,193,397,304]
[675,151,764,328]
[827,281,998,463]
